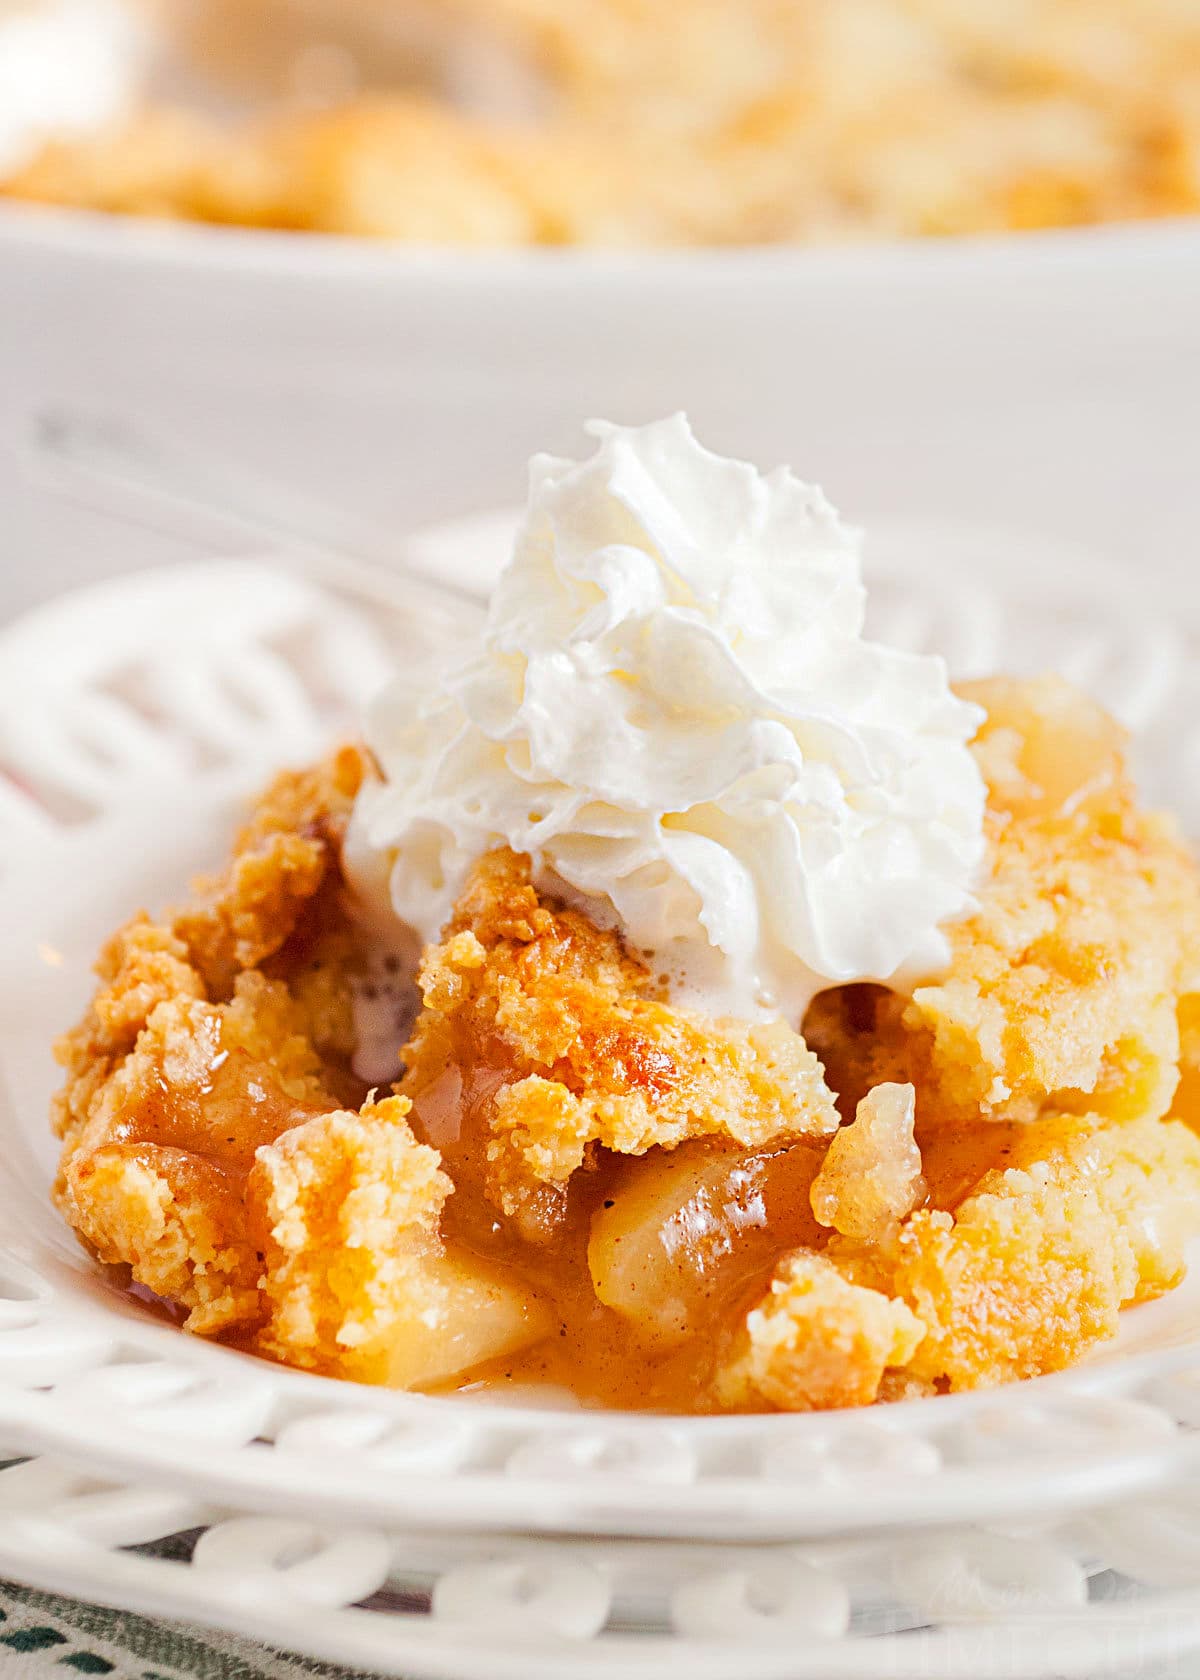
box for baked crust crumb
[402,849,839,1244]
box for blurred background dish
[0,0,1196,622]
[3,0,1199,244]
[1,213,1197,622]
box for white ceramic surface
[1,536,1200,1548]
[4,1452,1200,1678]
[1,204,1198,623]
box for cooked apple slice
[810,1082,925,1242]
[961,674,1127,820]
[588,1140,824,1346]
[385,1249,554,1390]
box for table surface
[4,1566,1200,1680]
[0,1570,367,1680]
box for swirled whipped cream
[348,415,986,1022]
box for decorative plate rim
[4,194,1200,282]
[3,1451,1200,1680]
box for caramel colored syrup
[917,1119,1024,1212]
[435,1122,1024,1412]
[406,1057,1024,1411]
[410,1061,832,1412]
[111,936,1024,1411]
[99,1004,332,1262]
[113,1045,316,1175]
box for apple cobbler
[51,676,1200,1411]
[3,0,1199,244]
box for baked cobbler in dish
[51,419,1200,1412]
[4,0,1199,244]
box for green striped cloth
[0,1578,369,1680]
[5,1564,1199,1679]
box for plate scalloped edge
[4,1450,1200,1680]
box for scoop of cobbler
[51,677,1200,1409]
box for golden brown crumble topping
[402,849,839,1245]
[50,677,1200,1409]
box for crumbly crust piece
[828,1110,1200,1394]
[401,849,840,1240]
[1176,993,1200,1130]
[173,744,365,996]
[910,816,1199,1127]
[250,1095,553,1385]
[52,916,205,1160]
[807,678,1200,1131]
[51,749,483,1373]
[249,1095,450,1378]
[717,1252,925,1412]
[721,1109,1200,1408]
[59,980,332,1335]
[54,743,364,1191]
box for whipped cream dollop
[348,415,986,1022]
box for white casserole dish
[0,204,1197,619]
